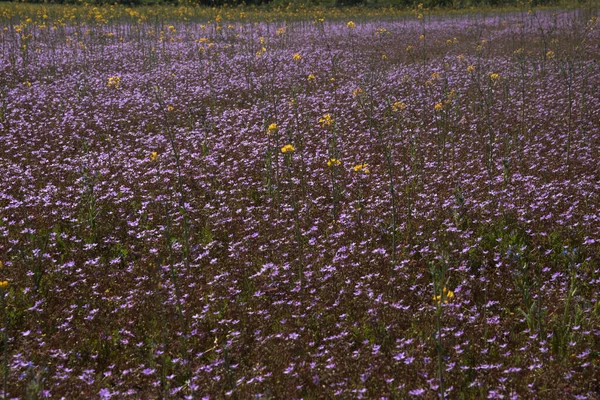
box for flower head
[267,123,277,134]
[319,114,333,127]
[353,163,370,174]
[107,76,121,89]
[281,144,295,153]
[0,281,8,290]
[293,53,301,61]
[392,101,406,112]
[347,21,356,29]
[150,151,158,161]
[327,158,341,167]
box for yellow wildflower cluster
[546,51,555,59]
[293,53,301,61]
[467,65,475,73]
[0,281,8,290]
[307,74,316,81]
[327,158,341,167]
[433,287,455,304]
[353,163,370,174]
[392,101,406,112]
[353,88,363,97]
[256,47,267,57]
[107,76,121,89]
[434,103,443,111]
[150,151,158,161]
[267,123,277,134]
[347,21,356,29]
[281,144,295,153]
[489,72,500,81]
[319,114,333,127]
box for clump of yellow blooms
[0,281,8,290]
[434,103,443,111]
[353,88,363,97]
[319,114,333,127]
[267,123,277,134]
[293,53,301,61]
[347,21,356,29]
[307,74,316,81]
[281,144,295,153]
[150,151,158,161]
[392,101,406,112]
[489,72,500,81]
[433,287,455,304]
[167,105,174,111]
[256,47,267,57]
[406,45,413,52]
[327,158,341,167]
[107,76,121,89]
[353,163,370,174]
[546,51,555,58]
[467,65,475,73]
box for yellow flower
[318,114,333,127]
[281,144,295,153]
[419,34,425,40]
[353,163,370,174]
[353,88,363,97]
[489,72,500,81]
[293,53,301,61]
[382,54,387,60]
[467,65,475,73]
[307,74,316,81]
[546,51,555,58]
[327,158,341,167]
[267,123,277,134]
[167,105,174,111]
[434,103,443,111]
[347,21,356,29]
[433,287,455,304]
[107,76,121,89]
[392,101,406,112]
[150,151,158,161]
[406,45,413,52]
[0,281,8,290]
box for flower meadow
[1,3,600,398]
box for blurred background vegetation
[0,0,590,10]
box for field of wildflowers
[1,2,600,398]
